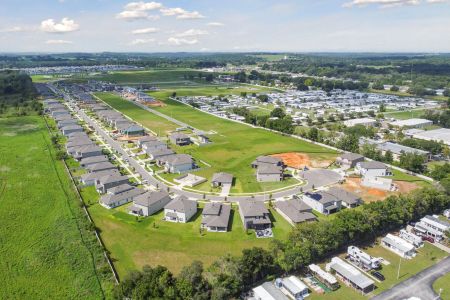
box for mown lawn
[432,271,450,299]
[96,91,337,193]
[87,202,292,277]
[384,109,428,120]
[0,116,107,299]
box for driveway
[371,256,450,300]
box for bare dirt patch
[396,180,419,193]
[271,152,331,169]
[145,101,165,107]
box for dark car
[422,236,435,243]
[371,271,385,281]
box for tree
[239,247,277,286]
[379,103,386,113]
[390,85,399,92]
[177,261,210,300]
[270,107,285,119]
[399,152,426,173]
[384,150,394,163]
[257,94,269,102]
[307,127,319,142]
[205,74,214,82]
[336,134,359,152]
[372,82,384,90]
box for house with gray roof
[256,164,284,182]
[54,114,73,122]
[117,123,145,137]
[164,195,197,223]
[66,139,95,155]
[274,198,317,225]
[355,161,392,177]
[79,155,109,167]
[100,185,145,209]
[302,191,342,215]
[159,154,194,173]
[201,202,231,232]
[95,172,129,194]
[211,172,233,187]
[61,125,84,136]
[169,132,191,146]
[251,155,284,168]
[376,142,431,162]
[239,200,272,230]
[57,118,78,129]
[326,257,375,294]
[326,187,362,208]
[145,148,175,160]
[128,190,171,217]
[80,169,120,186]
[74,145,103,160]
[85,161,117,173]
[142,140,168,152]
[336,153,364,168]
[253,282,289,300]
[137,135,158,148]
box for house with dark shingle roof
[145,148,175,160]
[355,161,392,177]
[79,155,109,167]
[326,187,363,208]
[85,161,117,173]
[169,132,191,146]
[99,185,145,209]
[164,195,197,223]
[201,202,231,232]
[274,198,317,226]
[239,200,272,230]
[137,135,158,148]
[74,145,103,160]
[336,153,364,168]
[128,190,171,217]
[61,125,84,136]
[211,172,233,187]
[159,154,194,173]
[256,164,284,182]
[302,191,342,215]
[251,155,284,168]
[95,172,129,194]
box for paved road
[371,256,450,300]
[71,101,342,203]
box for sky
[0,0,450,53]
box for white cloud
[124,1,163,11]
[130,38,155,45]
[116,10,148,20]
[160,7,205,19]
[0,26,25,33]
[40,18,79,33]
[132,27,159,34]
[342,0,447,7]
[167,37,198,46]
[207,22,225,27]
[45,39,73,44]
[147,15,160,20]
[176,29,208,37]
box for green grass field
[433,271,450,299]
[0,116,107,299]
[95,91,337,193]
[384,109,428,120]
[85,200,292,277]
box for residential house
[256,165,284,182]
[376,142,431,162]
[128,190,172,217]
[211,172,233,187]
[239,200,272,230]
[336,153,365,168]
[74,145,103,160]
[117,123,145,137]
[57,119,78,129]
[274,276,309,299]
[79,155,109,167]
[95,172,129,194]
[381,233,416,259]
[61,125,84,136]
[274,198,317,225]
[137,135,158,148]
[252,282,289,300]
[164,195,197,223]
[169,132,191,146]
[326,187,362,208]
[85,162,117,173]
[201,202,231,232]
[326,257,375,294]
[145,148,175,160]
[251,156,284,168]
[100,185,145,209]
[308,264,339,291]
[355,161,392,177]
[414,215,450,241]
[159,154,194,173]
[142,140,168,152]
[80,170,120,186]
[302,191,342,215]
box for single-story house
[274,198,317,226]
[275,276,309,299]
[325,187,362,208]
[57,119,78,129]
[80,170,120,186]
[302,191,342,215]
[79,155,109,167]
[85,161,117,173]
[142,140,168,152]
[145,148,175,160]
[99,185,145,209]
[169,132,191,146]
[61,125,84,136]
[117,123,145,137]
[159,154,194,173]
[239,200,272,230]
[137,135,158,148]
[251,156,284,168]
[164,195,197,223]
[253,282,289,300]
[326,257,375,294]
[128,190,172,217]
[336,153,365,168]
[201,202,231,232]
[355,161,392,177]
[414,215,450,241]
[211,172,233,187]
[381,233,416,259]
[74,145,103,160]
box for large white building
[404,128,450,146]
[389,118,433,129]
[344,117,377,127]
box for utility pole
[397,257,402,279]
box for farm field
[96,91,338,193]
[84,199,292,277]
[0,116,106,299]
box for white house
[355,161,392,177]
[302,191,342,215]
[326,257,375,294]
[253,282,289,300]
[274,276,309,299]
[381,233,416,259]
[164,195,197,223]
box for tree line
[114,187,450,299]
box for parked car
[422,236,435,243]
[371,271,385,281]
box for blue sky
[0,0,449,52]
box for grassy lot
[94,92,178,135]
[0,116,108,299]
[433,271,450,299]
[390,169,431,188]
[384,109,428,120]
[148,85,279,99]
[86,202,292,277]
[96,91,337,193]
